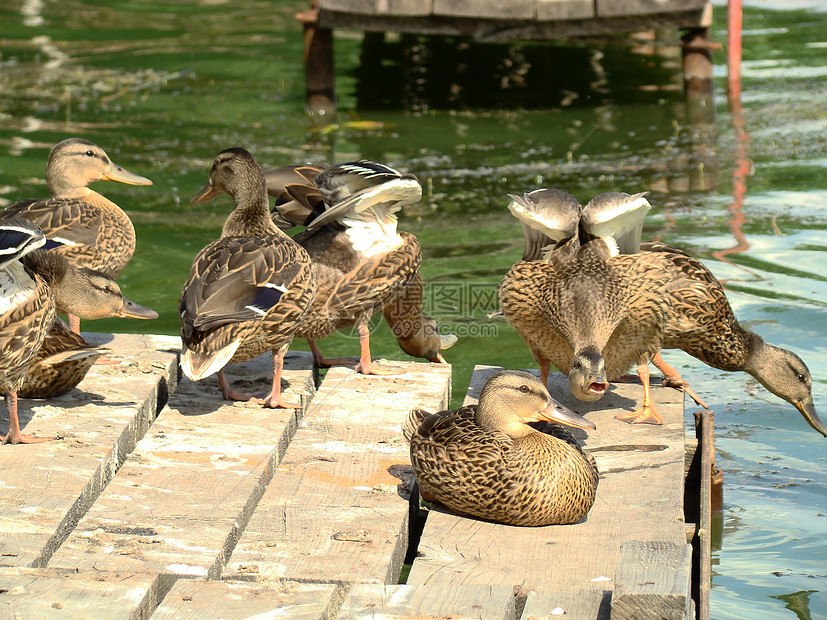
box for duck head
[477,370,595,438]
[747,340,825,437]
[46,138,152,198]
[568,346,610,402]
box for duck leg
[68,313,81,334]
[307,340,359,368]
[652,352,710,409]
[254,348,301,409]
[354,323,401,376]
[2,390,55,445]
[615,362,663,425]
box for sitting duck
[1,138,153,332]
[265,160,455,373]
[0,218,156,443]
[405,370,598,526]
[180,148,315,408]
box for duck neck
[742,332,782,389]
[474,401,535,439]
[221,179,280,239]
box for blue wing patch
[245,282,289,316]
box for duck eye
[85,150,94,157]
[518,385,530,393]
[798,373,806,382]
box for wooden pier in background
[0,334,715,619]
[297,0,714,112]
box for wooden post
[297,6,336,115]
[681,27,714,98]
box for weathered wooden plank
[321,0,433,17]
[611,541,693,620]
[596,0,707,18]
[537,0,593,21]
[521,589,608,620]
[433,0,534,20]
[337,584,516,619]
[224,362,452,585]
[150,578,338,620]
[0,333,179,569]
[0,567,160,619]
[407,365,686,595]
[47,352,316,579]
[317,11,712,39]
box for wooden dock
[297,0,715,111]
[0,334,712,619]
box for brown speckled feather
[180,235,314,364]
[2,194,134,279]
[19,322,100,399]
[500,239,674,379]
[293,229,421,341]
[642,242,751,370]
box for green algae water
[1,1,825,617]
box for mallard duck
[180,148,315,408]
[405,370,598,526]
[1,217,156,442]
[499,189,676,425]
[1,138,153,332]
[268,159,451,374]
[642,242,825,436]
[18,266,158,400]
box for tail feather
[180,340,240,381]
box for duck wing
[2,197,102,262]
[306,160,421,233]
[581,191,651,255]
[507,189,581,261]
[0,217,46,269]
[180,236,310,339]
[408,405,513,467]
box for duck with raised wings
[499,189,677,425]
[1,138,153,332]
[0,218,156,443]
[405,370,598,526]
[180,148,315,408]
[265,160,455,373]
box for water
[1,1,825,617]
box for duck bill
[103,162,153,186]
[190,182,222,204]
[795,399,826,437]
[115,298,159,320]
[538,399,596,430]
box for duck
[0,217,156,443]
[405,370,598,526]
[1,138,153,332]
[642,241,825,437]
[19,271,158,400]
[180,148,315,408]
[267,159,454,373]
[499,189,677,425]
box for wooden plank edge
[611,541,693,620]
[32,342,180,568]
[317,8,711,40]
[209,374,317,580]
